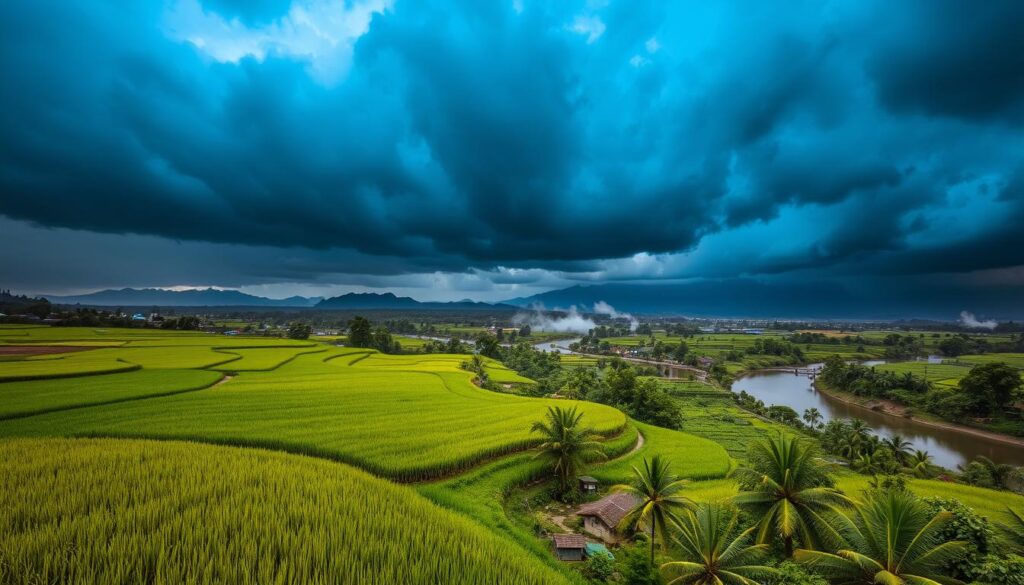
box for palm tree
[733,434,852,557]
[613,455,693,569]
[795,489,969,584]
[883,435,913,466]
[909,450,933,478]
[661,503,778,585]
[966,455,1014,489]
[803,408,823,430]
[530,406,605,496]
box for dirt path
[629,429,645,455]
[212,374,236,387]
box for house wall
[582,516,615,542]
[555,547,583,561]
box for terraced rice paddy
[4,326,1019,582]
[952,353,1024,369]
[0,346,624,481]
[0,369,223,419]
[590,421,732,483]
[559,355,600,367]
[675,395,788,457]
[0,438,569,585]
[875,361,973,388]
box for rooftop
[551,534,586,549]
[577,492,640,528]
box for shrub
[767,561,828,585]
[585,552,615,581]
[922,496,993,580]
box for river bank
[811,378,1024,449]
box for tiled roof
[552,533,587,549]
[577,492,639,528]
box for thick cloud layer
[1,0,1022,303]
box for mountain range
[37,280,1023,320]
[41,288,511,310]
[502,280,1024,321]
[43,288,322,307]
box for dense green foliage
[612,456,693,567]
[795,489,969,585]
[531,406,606,497]
[661,503,777,585]
[734,434,850,557]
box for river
[732,366,1024,469]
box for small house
[579,476,599,493]
[552,533,586,561]
[577,492,640,543]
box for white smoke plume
[959,311,998,330]
[592,301,639,332]
[514,304,596,333]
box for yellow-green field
[0,438,567,585]
[875,361,973,388]
[3,326,1022,582]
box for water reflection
[732,369,1024,470]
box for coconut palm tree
[908,450,933,478]
[733,434,852,557]
[614,455,693,569]
[661,503,778,585]
[803,408,824,430]
[530,406,605,496]
[960,455,1014,489]
[795,489,969,585]
[883,435,913,466]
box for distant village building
[130,313,146,321]
[551,534,586,561]
[578,476,600,494]
[698,356,714,368]
[577,492,640,543]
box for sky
[1,0,1023,311]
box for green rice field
[3,326,1022,582]
[875,361,973,388]
[0,438,568,585]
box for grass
[589,420,732,484]
[0,369,223,420]
[559,355,600,367]
[418,453,585,584]
[211,346,326,371]
[0,354,140,381]
[952,353,1024,369]
[834,473,1024,532]
[0,437,571,585]
[675,395,790,458]
[0,350,625,481]
[875,361,973,388]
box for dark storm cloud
[1,0,1023,293]
[867,0,1024,124]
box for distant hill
[42,288,322,308]
[316,292,514,311]
[503,280,1024,320]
